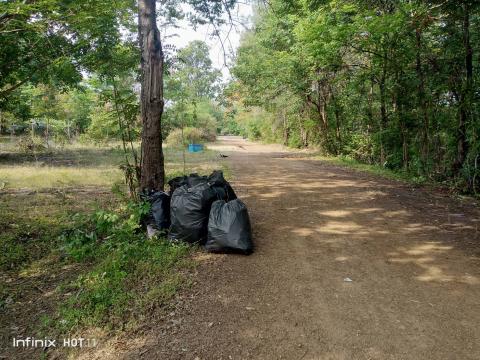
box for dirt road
[99,136,480,360]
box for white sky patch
[161,3,253,80]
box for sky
[160,3,253,80]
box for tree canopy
[0,0,136,104]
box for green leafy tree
[231,0,480,192]
[165,40,222,134]
[0,0,136,106]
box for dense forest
[229,0,479,193]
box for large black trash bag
[168,171,237,244]
[205,199,253,254]
[168,173,208,195]
[142,191,171,231]
[150,191,170,230]
[168,175,189,195]
[188,173,208,187]
[208,170,237,201]
[169,182,218,244]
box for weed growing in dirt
[0,193,76,271]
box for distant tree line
[0,40,222,144]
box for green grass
[0,165,123,189]
[44,202,194,333]
[314,154,428,185]
[0,137,225,189]
[0,192,116,271]
[0,138,226,355]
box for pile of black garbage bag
[143,170,253,254]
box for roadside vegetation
[227,0,480,195]
[1,0,478,357]
[0,137,225,358]
[1,4,232,355]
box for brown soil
[85,137,480,359]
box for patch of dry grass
[0,138,227,189]
[0,166,123,189]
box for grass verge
[0,140,227,358]
[314,154,428,185]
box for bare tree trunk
[319,84,329,132]
[300,123,308,147]
[66,120,71,140]
[0,110,5,134]
[138,0,165,191]
[452,4,472,175]
[282,109,289,145]
[367,74,374,140]
[379,62,387,165]
[416,27,430,174]
[393,70,409,171]
[330,90,341,147]
[45,118,49,149]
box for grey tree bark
[138,0,165,191]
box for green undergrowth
[41,199,194,334]
[315,154,429,185]
[0,140,225,351]
[317,154,478,198]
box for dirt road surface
[89,136,480,360]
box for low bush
[166,126,216,147]
[16,136,47,153]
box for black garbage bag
[168,176,188,195]
[187,173,208,187]
[168,173,209,195]
[205,199,253,254]
[167,170,236,244]
[150,191,170,230]
[141,191,171,232]
[169,182,218,244]
[208,170,237,201]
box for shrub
[166,127,215,146]
[16,136,46,153]
[84,107,120,140]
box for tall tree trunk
[453,3,472,175]
[45,118,49,149]
[316,81,328,133]
[416,27,430,174]
[0,110,4,134]
[318,80,331,151]
[300,123,308,147]
[367,75,374,129]
[399,105,409,171]
[394,70,409,171]
[282,109,289,146]
[138,0,165,191]
[330,89,341,154]
[379,61,387,165]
